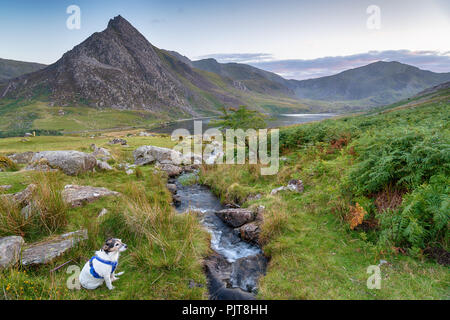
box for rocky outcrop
[204,253,255,300]
[0,236,24,268]
[166,183,177,194]
[236,222,261,244]
[108,138,127,146]
[156,163,183,177]
[98,208,108,218]
[234,206,264,244]
[21,230,88,265]
[96,160,113,171]
[91,144,112,161]
[133,145,181,166]
[26,151,97,176]
[230,254,267,293]
[62,185,120,207]
[204,253,232,286]
[0,185,12,191]
[215,208,255,228]
[1,184,36,207]
[270,179,304,195]
[7,151,35,164]
[133,145,202,166]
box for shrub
[346,203,367,230]
[377,174,449,250]
[279,119,358,151]
[348,127,449,195]
[0,156,18,172]
[135,167,144,180]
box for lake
[151,113,337,134]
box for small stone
[96,160,113,171]
[166,183,177,194]
[108,138,127,145]
[98,208,108,218]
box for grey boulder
[7,151,35,164]
[26,151,97,176]
[237,222,261,244]
[91,144,112,161]
[1,184,36,207]
[230,254,267,293]
[215,208,255,228]
[62,185,120,207]
[21,230,88,265]
[133,145,182,166]
[156,162,183,177]
[0,236,24,268]
[96,160,113,171]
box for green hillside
[290,61,450,108]
[0,58,46,82]
[200,83,450,299]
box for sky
[0,0,449,79]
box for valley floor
[0,87,449,299]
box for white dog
[79,238,127,290]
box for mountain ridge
[0,58,46,82]
[1,15,450,116]
[288,60,450,105]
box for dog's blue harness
[89,256,118,279]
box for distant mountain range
[0,58,46,82]
[289,61,450,105]
[1,15,449,117]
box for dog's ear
[102,238,114,252]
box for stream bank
[171,172,267,300]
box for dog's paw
[108,285,115,290]
[116,271,125,276]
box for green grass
[0,100,169,134]
[199,90,450,300]
[1,86,449,300]
[0,134,210,300]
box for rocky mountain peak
[106,15,139,36]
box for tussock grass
[0,135,210,300]
[0,172,67,241]
[29,172,68,238]
[0,196,27,237]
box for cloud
[198,50,450,80]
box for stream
[172,172,267,300]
